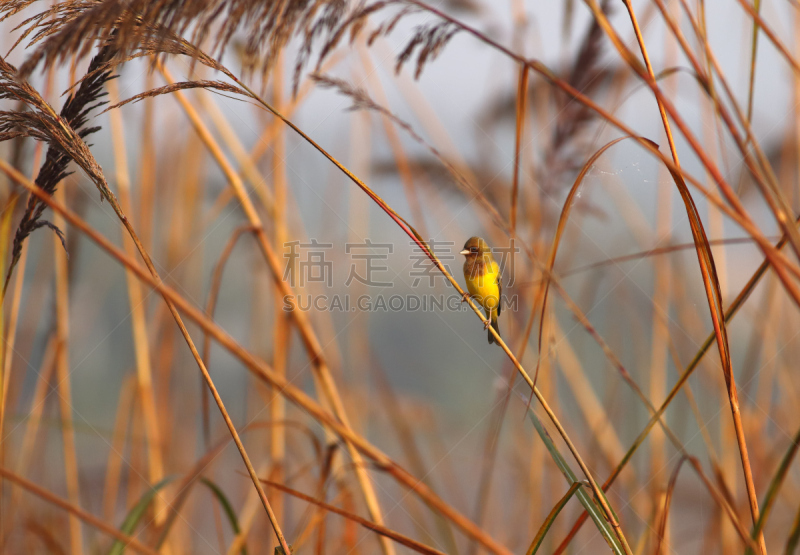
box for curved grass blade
[527,407,624,555]
[534,136,639,387]
[526,481,585,555]
[200,477,248,555]
[108,476,175,555]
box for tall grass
[0,0,799,553]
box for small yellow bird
[460,236,502,344]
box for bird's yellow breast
[465,259,500,310]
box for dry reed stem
[0,197,23,475]
[562,236,775,277]
[226,488,259,555]
[465,363,518,555]
[746,0,762,133]
[157,64,396,555]
[136,71,156,252]
[125,396,146,530]
[106,78,165,514]
[53,186,84,555]
[194,91,274,216]
[654,456,690,555]
[510,64,528,236]
[270,52,288,552]
[0,159,514,555]
[646,3,678,514]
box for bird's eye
[470,247,478,253]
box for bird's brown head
[460,236,491,259]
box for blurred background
[0,0,799,553]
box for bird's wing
[496,262,502,317]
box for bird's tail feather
[488,311,500,344]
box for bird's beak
[459,249,469,256]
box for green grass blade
[526,481,584,555]
[746,0,762,127]
[200,477,248,555]
[108,476,176,555]
[527,408,624,555]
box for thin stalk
[107,78,165,507]
[53,187,84,555]
[270,52,289,554]
[0,192,21,497]
[510,64,528,235]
